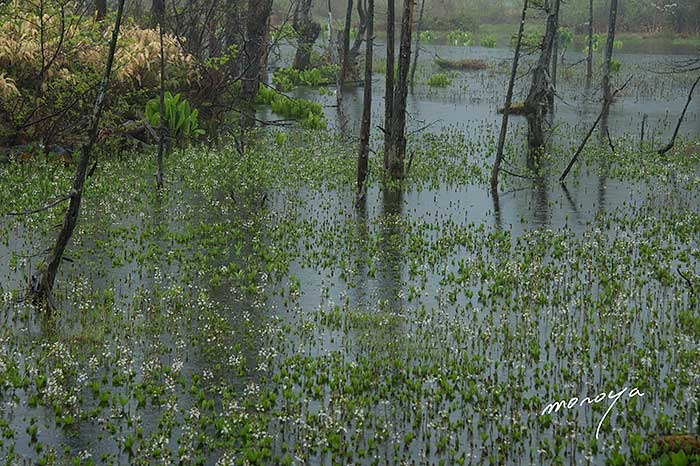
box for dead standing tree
[524,0,560,153]
[239,0,273,131]
[385,0,414,180]
[383,0,395,173]
[409,0,426,85]
[601,0,618,116]
[156,1,167,190]
[292,0,320,70]
[490,0,528,191]
[30,0,127,309]
[586,0,593,88]
[339,0,354,85]
[356,0,374,201]
[347,1,368,75]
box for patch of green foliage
[419,30,435,43]
[272,65,338,91]
[446,30,474,46]
[145,92,205,141]
[480,35,497,48]
[257,85,326,129]
[426,73,453,87]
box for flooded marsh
[1,40,700,466]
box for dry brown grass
[656,435,700,454]
[434,57,488,71]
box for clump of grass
[434,57,487,71]
[426,73,453,87]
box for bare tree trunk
[357,0,374,200]
[151,0,164,26]
[156,7,166,190]
[551,24,558,95]
[383,0,395,172]
[602,0,618,112]
[96,0,106,20]
[490,0,528,191]
[525,0,559,152]
[239,0,273,131]
[586,0,593,87]
[340,0,354,85]
[225,0,242,75]
[348,1,368,74]
[259,15,271,85]
[386,0,414,180]
[409,0,425,85]
[292,0,321,70]
[326,0,333,56]
[31,0,127,308]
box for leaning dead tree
[356,0,374,201]
[385,0,415,180]
[657,74,700,155]
[524,0,560,152]
[30,0,127,308]
[559,76,632,183]
[292,0,321,70]
[490,0,528,191]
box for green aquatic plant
[145,92,204,141]
[480,35,497,48]
[447,30,474,46]
[257,85,326,129]
[426,73,453,87]
[272,65,338,91]
[420,30,435,43]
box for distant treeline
[274,0,700,35]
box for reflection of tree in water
[352,197,369,310]
[379,187,404,315]
[526,136,550,227]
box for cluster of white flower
[243,381,260,398]
[228,352,243,368]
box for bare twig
[7,192,74,216]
